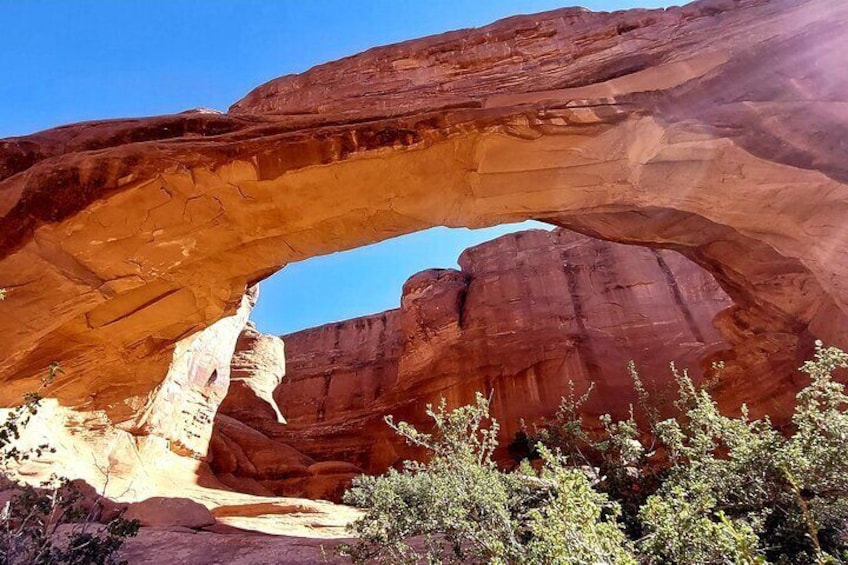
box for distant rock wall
[211,229,732,493]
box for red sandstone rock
[0,0,845,514]
[132,288,259,459]
[65,479,129,523]
[123,497,216,529]
[215,229,732,480]
[308,462,362,475]
[1,0,847,431]
[119,527,351,564]
[219,322,287,427]
[212,415,314,480]
[120,497,361,562]
[209,413,357,502]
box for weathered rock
[131,288,258,458]
[64,478,129,522]
[0,478,128,524]
[124,497,216,529]
[0,0,846,494]
[211,415,314,480]
[215,229,732,477]
[208,413,360,502]
[219,322,286,426]
[120,520,353,565]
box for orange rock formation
[0,0,844,527]
[211,229,731,492]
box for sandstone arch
[1,0,847,438]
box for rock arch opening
[207,225,735,500]
[250,222,552,336]
[0,0,846,507]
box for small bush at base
[341,394,634,565]
[0,361,139,565]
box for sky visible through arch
[254,222,555,335]
[1,0,675,334]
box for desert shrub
[0,295,139,565]
[347,343,848,564]
[518,372,664,538]
[341,393,634,564]
[521,445,636,565]
[634,343,848,564]
[528,342,848,564]
[0,481,140,565]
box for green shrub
[346,343,848,564]
[517,373,664,539]
[341,393,634,564]
[521,445,636,565]
[0,481,140,565]
[527,342,848,564]
[632,343,848,564]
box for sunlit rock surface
[220,321,287,426]
[0,0,846,557]
[2,0,846,426]
[213,229,732,483]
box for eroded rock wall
[213,229,732,484]
[0,0,846,495]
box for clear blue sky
[1,0,674,334]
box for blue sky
[1,0,674,334]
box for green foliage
[0,480,140,565]
[528,342,848,564]
[0,363,139,565]
[347,343,848,564]
[519,373,662,538]
[341,393,635,564]
[522,445,636,565]
[638,342,848,564]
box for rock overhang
[0,0,846,427]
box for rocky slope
[210,229,732,493]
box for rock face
[210,322,360,501]
[213,229,732,480]
[1,0,847,489]
[124,497,216,529]
[208,413,361,501]
[220,322,287,425]
[132,288,259,458]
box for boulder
[124,497,215,529]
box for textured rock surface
[214,229,732,477]
[119,529,349,565]
[124,497,216,529]
[206,322,359,501]
[220,322,287,425]
[131,288,258,458]
[1,0,847,432]
[0,4,844,535]
[118,496,358,564]
[209,409,361,501]
[119,496,358,564]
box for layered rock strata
[211,229,732,488]
[0,0,846,490]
